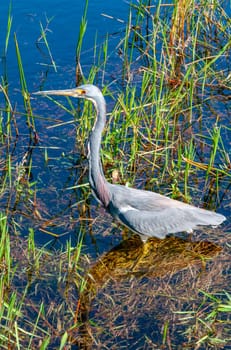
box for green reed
[14,34,35,133]
[39,17,57,73]
[175,290,231,348]
[75,0,88,83]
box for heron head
[33,84,103,101]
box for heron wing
[108,184,225,239]
[116,207,200,239]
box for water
[1,0,129,89]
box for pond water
[0,1,230,349]
[1,0,129,90]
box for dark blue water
[1,0,129,91]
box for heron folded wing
[116,206,224,239]
[108,183,225,240]
[116,208,187,239]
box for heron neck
[88,97,110,207]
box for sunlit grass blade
[4,2,12,56]
[39,18,57,72]
[14,33,35,131]
[75,0,88,83]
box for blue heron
[34,84,226,241]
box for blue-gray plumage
[34,84,226,241]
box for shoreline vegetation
[0,1,230,349]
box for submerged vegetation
[0,0,230,348]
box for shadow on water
[69,234,222,349]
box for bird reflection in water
[69,235,221,349]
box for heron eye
[80,89,86,95]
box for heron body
[34,84,226,241]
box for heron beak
[33,88,86,98]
